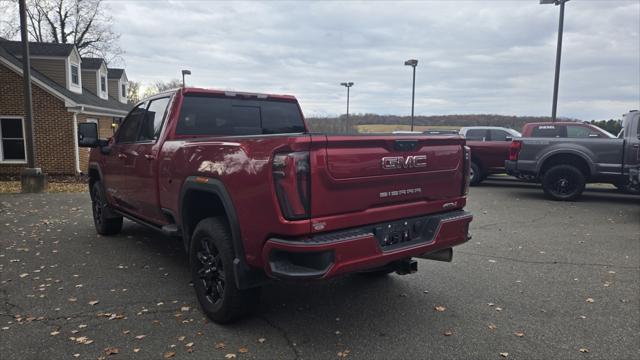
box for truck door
[123,96,172,224]
[103,103,147,210]
[487,129,513,170]
[623,113,640,169]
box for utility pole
[19,0,46,192]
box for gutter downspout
[72,106,84,175]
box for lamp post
[404,59,418,131]
[340,82,354,133]
[540,0,569,122]
[181,69,191,88]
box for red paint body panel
[466,139,512,172]
[89,88,472,279]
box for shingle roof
[0,44,131,115]
[107,68,125,79]
[81,57,104,70]
[0,39,75,57]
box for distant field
[356,124,460,133]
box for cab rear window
[532,125,563,137]
[176,95,305,136]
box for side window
[465,129,487,141]
[489,130,509,141]
[532,125,561,137]
[566,125,594,138]
[116,104,146,143]
[139,97,170,141]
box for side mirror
[505,136,513,141]
[78,122,99,147]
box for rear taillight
[273,151,310,220]
[462,145,471,195]
[508,140,522,161]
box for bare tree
[127,80,141,104]
[0,0,19,39]
[4,0,122,62]
[143,79,182,98]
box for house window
[71,64,79,85]
[100,76,106,92]
[0,117,27,162]
[121,83,126,97]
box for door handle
[117,153,126,159]
[144,154,155,160]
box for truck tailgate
[310,135,466,229]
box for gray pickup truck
[506,110,640,201]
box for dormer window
[71,65,79,85]
[121,83,126,97]
[100,75,106,92]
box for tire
[541,165,586,201]
[470,162,482,186]
[91,181,123,235]
[190,217,260,324]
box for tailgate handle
[394,140,418,152]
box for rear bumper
[262,210,473,280]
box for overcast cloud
[108,0,640,120]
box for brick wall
[0,64,75,175]
[77,114,116,173]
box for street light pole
[182,69,191,88]
[541,0,569,122]
[404,59,418,131]
[340,82,354,133]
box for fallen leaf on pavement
[133,348,140,353]
[164,351,176,358]
[177,336,185,341]
[514,331,525,337]
[88,300,99,306]
[434,305,446,312]
[215,342,225,349]
[181,306,190,312]
[258,338,266,343]
[50,331,60,336]
[104,347,119,355]
[337,350,350,358]
[185,342,194,347]
[579,348,590,353]
[225,354,236,359]
[443,330,454,336]
[135,335,146,340]
[586,298,594,303]
[500,352,509,357]
[488,323,497,330]
[239,347,249,353]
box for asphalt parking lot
[1,178,638,360]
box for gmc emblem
[381,155,427,169]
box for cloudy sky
[108,0,639,120]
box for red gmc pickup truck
[78,87,473,323]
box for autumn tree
[2,0,122,62]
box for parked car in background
[506,110,640,201]
[521,121,616,139]
[459,126,522,185]
[78,87,474,323]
